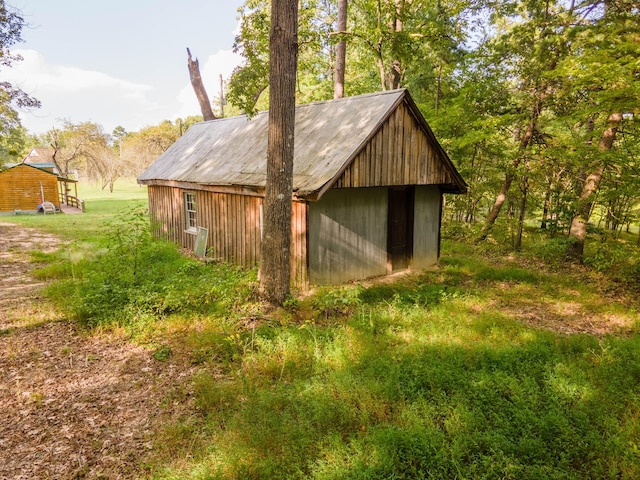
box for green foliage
[45,207,256,329]
[27,189,639,478]
[150,248,640,478]
[0,2,40,166]
[143,229,640,479]
[312,285,363,318]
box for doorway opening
[387,187,414,272]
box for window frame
[184,191,197,234]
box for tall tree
[334,0,348,98]
[556,0,640,260]
[567,113,623,260]
[476,0,570,241]
[0,1,39,166]
[260,0,299,304]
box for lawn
[5,182,640,479]
[6,178,148,242]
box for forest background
[1,0,639,259]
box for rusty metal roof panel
[138,90,406,195]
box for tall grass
[146,241,640,479]
[9,188,640,479]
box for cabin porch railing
[59,192,85,212]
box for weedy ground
[2,180,639,479]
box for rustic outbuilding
[138,89,466,286]
[0,163,81,215]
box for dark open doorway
[387,186,415,272]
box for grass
[6,178,148,242]
[142,239,639,479]
[6,186,640,479]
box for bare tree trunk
[435,62,442,113]
[477,119,535,242]
[515,168,529,251]
[187,48,216,121]
[260,0,299,305]
[566,112,622,261]
[376,45,386,90]
[388,0,403,90]
[540,177,551,229]
[334,0,347,99]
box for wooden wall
[198,189,262,266]
[412,185,442,270]
[0,165,59,213]
[147,185,309,287]
[333,102,457,189]
[308,188,388,285]
[290,200,309,288]
[148,185,193,249]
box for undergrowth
[32,212,640,479]
[145,233,639,480]
[40,208,256,330]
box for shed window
[184,192,197,233]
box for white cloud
[0,49,159,134]
[0,48,245,135]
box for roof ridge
[198,89,407,125]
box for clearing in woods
[0,219,637,478]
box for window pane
[185,192,197,231]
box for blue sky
[1,0,245,135]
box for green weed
[15,187,640,479]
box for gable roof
[1,162,76,181]
[138,89,466,199]
[23,148,55,164]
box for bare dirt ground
[0,222,193,479]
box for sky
[0,0,245,135]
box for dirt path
[0,222,191,479]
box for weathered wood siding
[0,165,59,213]
[308,188,388,285]
[333,102,457,189]
[148,185,193,249]
[198,190,262,266]
[148,185,262,264]
[413,186,442,270]
[290,201,309,288]
[148,185,309,287]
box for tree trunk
[388,0,403,90]
[260,0,299,305]
[566,112,622,261]
[334,0,347,99]
[515,171,529,252]
[187,48,216,121]
[540,177,551,229]
[477,119,535,242]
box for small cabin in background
[0,163,82,215]
[0,163,62,213]
[22,148,58,174]
[138,89,467,287]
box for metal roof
[138,89,464,198]
[1,162,76,181]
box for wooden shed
[0,163,62,214]
[138,89,466,286]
